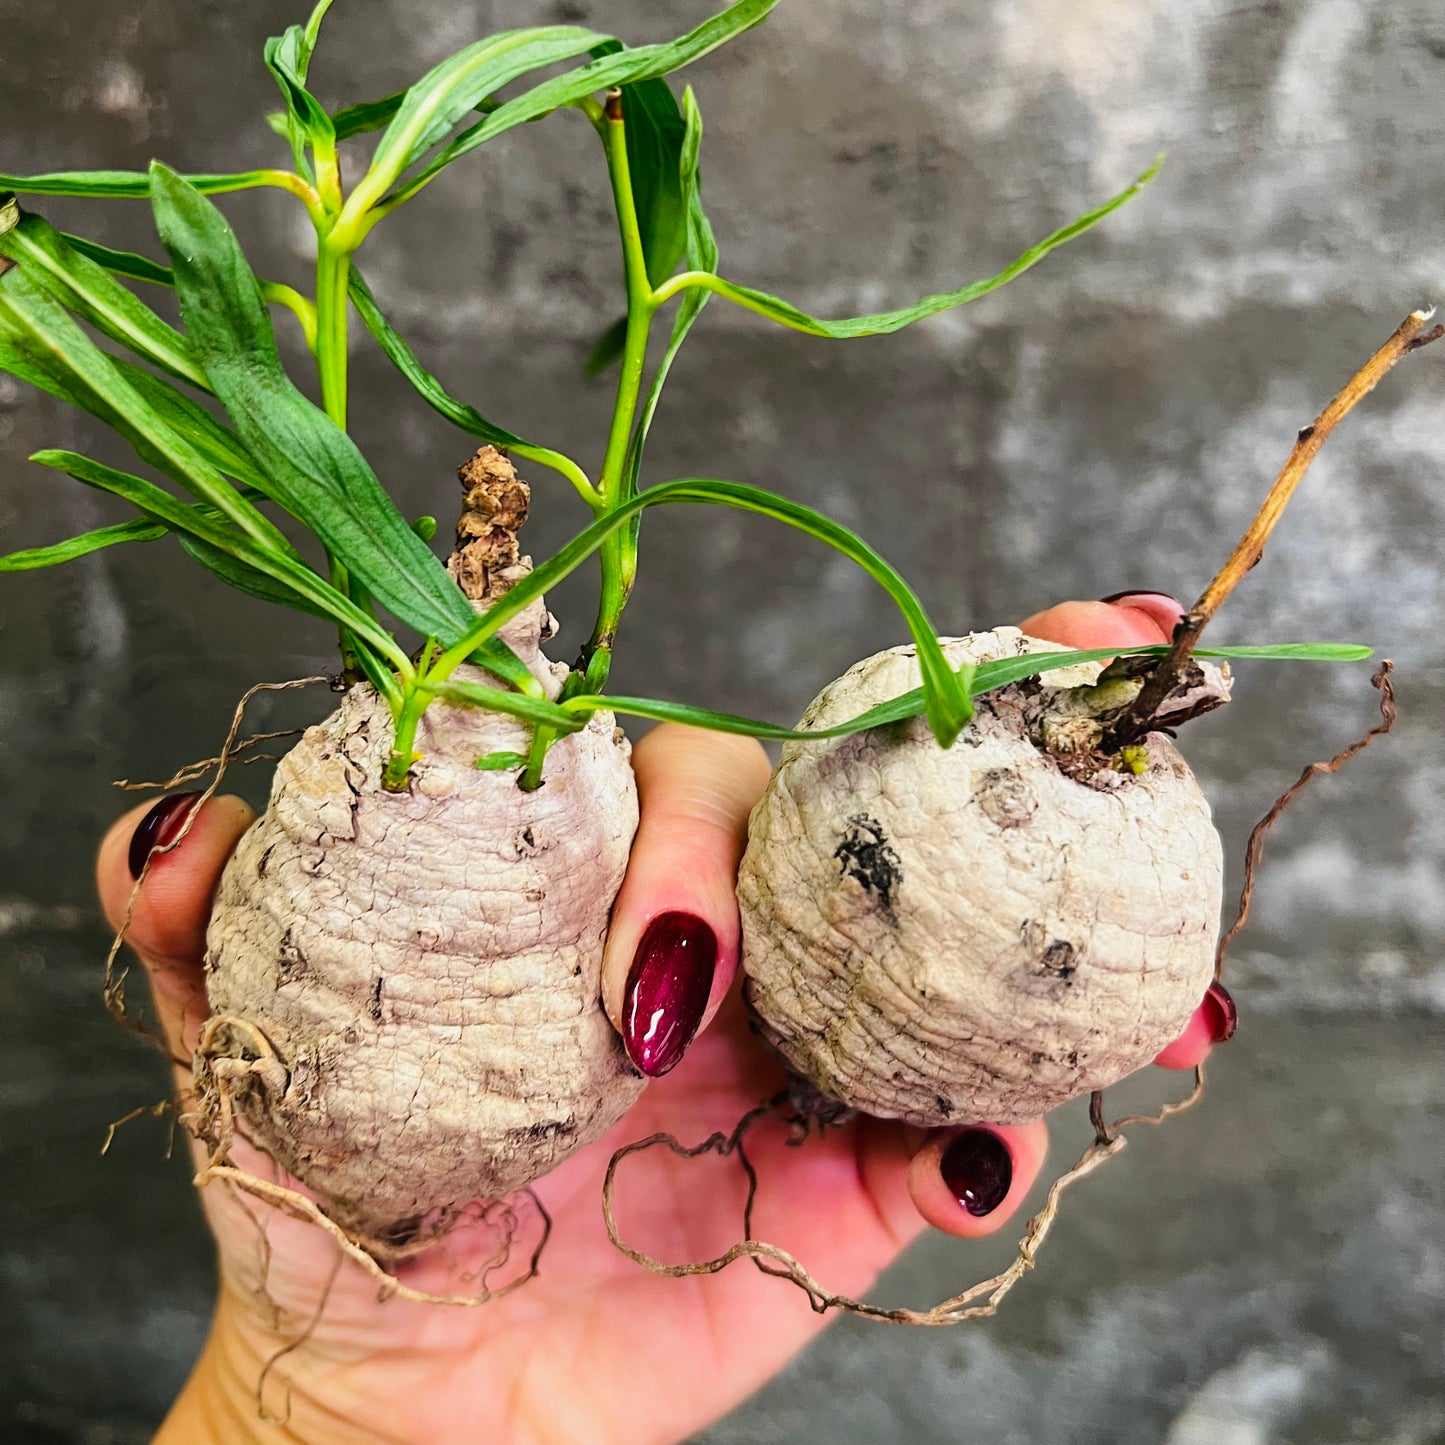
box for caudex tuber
[1,0,1433,1307]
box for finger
[906,1119,1050,1239]
[1154,980,1238,1070]
[96,792,256,1057]
[1019,591,1185,652]
[601,723,772,1077]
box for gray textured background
[2,0,1444,1440]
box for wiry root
[1213,660,1396,978]
[188,1018,551,1307]
[606,662,1398,1322]
[603,1080,1202,1325]
[104,675,330,1054]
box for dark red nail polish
[940,1127,1013,1217]
[1098,589,1186,612]
[1202,980,1238,1043]
[128,792,202,879]
[622,911,717,1077]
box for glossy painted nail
[1098,589,1186,610]
[622,911,718,1077]
[128,792,202,879]
[1202,979,1238,1042]
[940,1127,1013,1217]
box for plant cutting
[1,0,1431,1319]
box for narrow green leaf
[62,234,173,287]
[348,268,528,453]
[0,517,166,571]
[265,26,336,171]
[622,85,716,497]
[0,210,206,388]
[349,267,596,504]
[417,677,585,733]
[0,483,270,574]
[175,533,331,618]
[656,157,1163,339]
[430,475,971,746]
[0,264,294,553]
[357,27,605,205]
[390,0,779,206]
[148,165,536,692]
[584,315,628,375]
[331,91,502,142]
[0,169,303,199]
[562,641,1376,743]
[27,449,394,644]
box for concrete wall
[2,1,1442,1439]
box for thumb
[601,724,772,1077]
[96,792,256,1058]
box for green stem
[315,233,366,671]
[588,91,655,662]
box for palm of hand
[202,991,909,1445]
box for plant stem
[587,90,656,663]
[314,232,366,670]
[1103,308,1443,751]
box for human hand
[97,592,1233,1445]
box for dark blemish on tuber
[368,977,383,1022]
[936,1094,953,1117]
[1040,939,1077,979]
[277,927,308,982]
[974,768,1038,829]
[834,814,903,915]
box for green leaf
[389,0,779,207]
[562,641,1376,743]
[416,677,585,733]
[355,27,606,208]
[348,268,529,454]
[429,475,971,747]
[657,157,1163,338]
[174,533,332,618]
[622,86,716,498]
[348,267,595,504]
[0,263,294,553]
[584,315,628,375]
[62,234,174,287]
[0,169,301,199]
[0,517,166,571]
[0,481,270,574]
[265,25,337,170]
[331,91,503,143]
[147,164,536,692]
[0,210,206,388]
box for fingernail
[1202,980,1238,1043]
[1098,589,1186,612]
[622,911,718,1077]
[128,792,202,879]
[940,1127,1013,1217]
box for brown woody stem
[1104,308,1442,750]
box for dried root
[103,675,331,1055]
[606,662,1400,1322]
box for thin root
[104,676,329,1052]
[603,1077,1203,1325]
[114,728,307,792]
[1214,660,1397,979]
